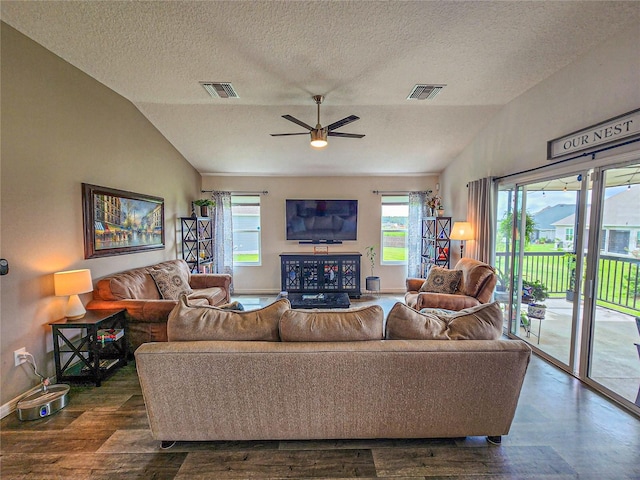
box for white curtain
[210,191,234,293]
[467,177,495,263]
[407,191,430,278]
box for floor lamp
[450,221,474,259]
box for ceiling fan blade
[326,115,360,131]
[327,132,365,138]
[270,132,310,136]
[282,115,314,131]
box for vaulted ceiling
[2,1,639,176]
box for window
[231,195,261,265]
[565,227,574,243]
[381,195,408,264]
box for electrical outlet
[14,348,27,367]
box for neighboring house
[552,185,640,256]
[531,204,576,243]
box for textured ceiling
[2,1,639,176]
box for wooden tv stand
[280,252,362,298]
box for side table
[49,309,127,386]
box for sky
[496,185,629,220]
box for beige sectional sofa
[135,298,531,446]
[87,259,231,352]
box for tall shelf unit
[421,216,451,275]
[181,217,213,273]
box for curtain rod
[493,137,640,182]
[201,190,269,195]
[372,190,433,195]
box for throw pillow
[419,267,462,294]
[149,266,193,300]
[384,302,448,340]
[279,305,384,341]
[167,295,290,341]
[445,301,503,340]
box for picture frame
[82,183,165,259]
[313,245,329,255]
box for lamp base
[65,294,86,319]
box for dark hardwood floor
[2,337,639,478]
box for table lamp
[54,269,93,319]
[450,221,474,259]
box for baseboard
[0,380,52,419]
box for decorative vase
[437,209,445,216]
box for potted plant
[523,279,549,319]
[365,246,380,293]
[193,199,215,217]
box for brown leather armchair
[405,258,498,311]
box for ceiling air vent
[407,84,446,100]
[200,82,239,99]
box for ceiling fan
[271,95,365,148]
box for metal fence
[496,251,640,312]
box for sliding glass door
[497,174,585,369]
[584,164,640,407]
[496,158,640,413]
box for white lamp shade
[450,222,474,241]
[54,269,93,296]
[54,269,93,319]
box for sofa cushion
[385,302,448,340]
[167,296,290,341]
[445,301,503,340]
[149,265,193,300]
[279,305,384,341]
[419,266,463,294]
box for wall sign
[548,108,640,160]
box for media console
[280,252,362,298]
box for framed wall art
[82,183,165,259]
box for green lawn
[234,253,259,263]
[383,247,407,261]
[382,230,407,262]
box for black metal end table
[49,309,127,386]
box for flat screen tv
[286,199,358,242]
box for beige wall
[440,25,640,225]
[0,24,201,406]
[202,175,438,294]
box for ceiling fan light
[310,129,328,148]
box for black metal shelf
[181,217,214,273]
[421,216,451,276]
